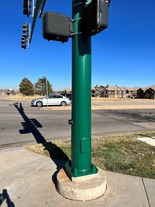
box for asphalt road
[1,99,155,149]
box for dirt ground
[1,94,155,110]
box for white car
[31,94,71,107]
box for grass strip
[26,133,155,179]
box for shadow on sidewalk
[0,189,15,207]
[14,102,69,185]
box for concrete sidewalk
[0,147,155,207]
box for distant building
[54,85,155,99]
[137,85,155,99]
[91,85,155,99]
[0,89,17,95]
[91,85,138,98]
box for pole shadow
[0,189,15,207]
[14,102,69,186]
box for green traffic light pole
[66,0,98,177]
[30,0,98,178]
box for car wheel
[61,101,67,106]
[36,101,43,107]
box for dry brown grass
[2,94,42,100]
[92,97,123,101]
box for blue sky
[0,0,155,90]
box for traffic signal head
[21,36,27,49]
[42,12,73,43]
[82,0,110,37]
[23,0,31,16]
[22,23,29,38]
[21,23,30,49]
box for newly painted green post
[66,0,98,177]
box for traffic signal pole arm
[29,0,46,43]
[39,0,46,17]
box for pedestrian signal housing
[82,0,110,37]
[42,12,73,43]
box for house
[0,89,16,95]
[137,85,155,99]
[129,87,139,98]
[92,85,127,98]
[144,85,155,99]
[106,85,120,98]
[92,85,141,99]
[91,85,107,97]
[137,88,145,98]
[145,88,155,99]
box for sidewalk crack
[142,177,151,207]
[7,160,51,191]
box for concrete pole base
[56,167,107,201]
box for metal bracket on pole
[71,32,82,36]
[72,2,87,7]
[68,119,73,125]
[72,17,82,22]
[70,18,82,36]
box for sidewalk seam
[142,177,151,207]
[7,160,51,191]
